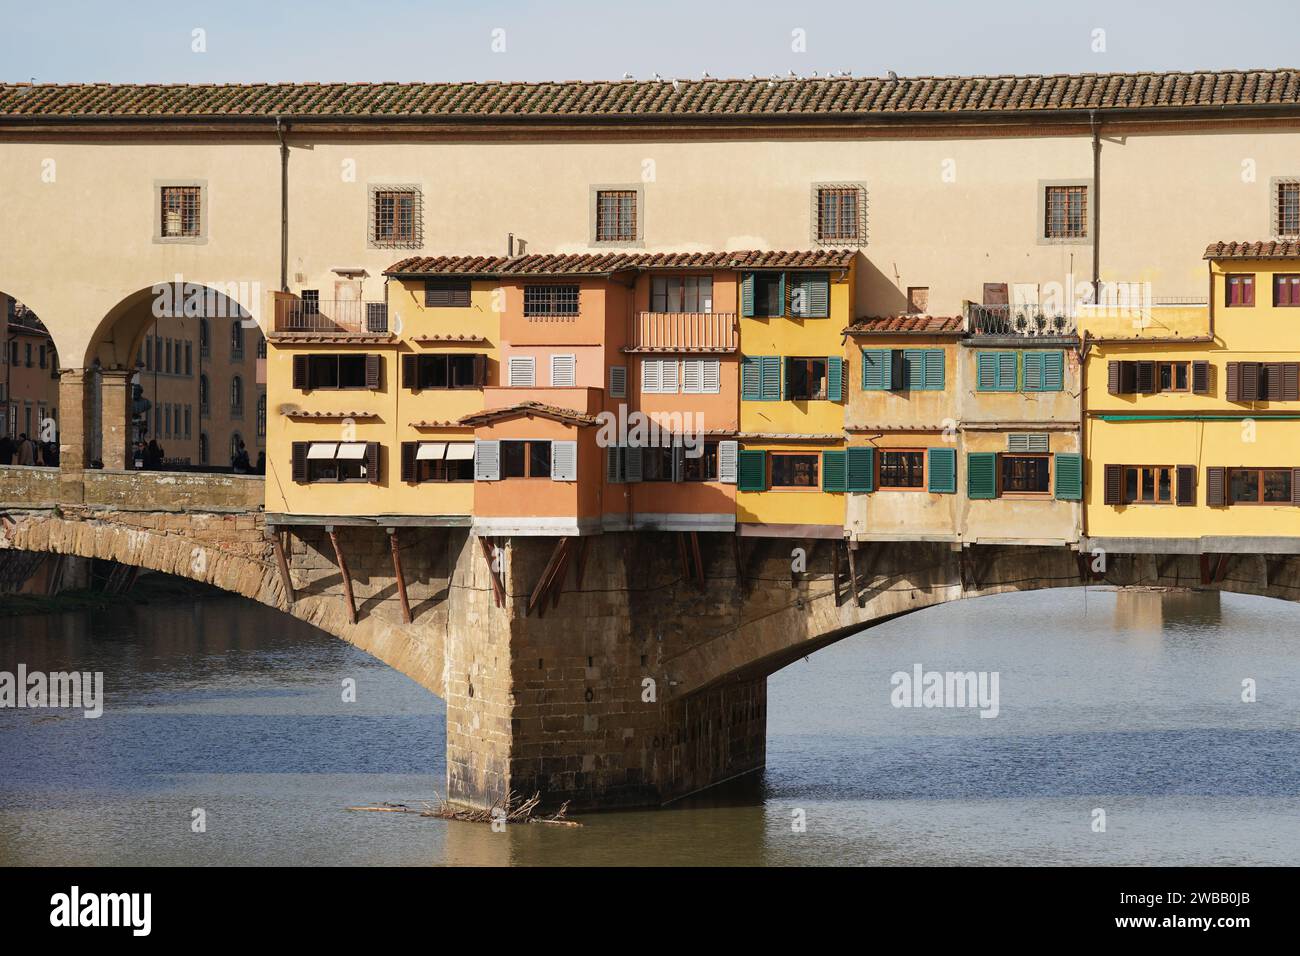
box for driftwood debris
[346,791,581,827]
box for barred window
[160,185,201,238]
[817,187,859,242]
[595,190,638,242]
[1044,185,1087,239]
[524,284,580,317]
[1277,182,1300,237]
[369,186,422,247]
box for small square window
[368,185,422,248]
[1276,181,1300,238]
[160,186,202,237]
[812,183,866,245]
[595,190,638,242]
[1044,185,1087,239]
[1226,274,1255,307]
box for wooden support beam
[478,535,505,608]
[732,535,747,596]
[270,530,296,606]
[846,540,864,608]
[387,528,411,624]
[1213,554,1230,584]
[574,538,591,591]
[327,527,357,625]
[689,531,705,591]
[528,537,568,617]
[832,541,843,607]
[1199,553,1212,587]
[549,537,575,611]
[677,532,692,585]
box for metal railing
[273,299,389,335]
[964,303,1077,337]
[627,311,738,351]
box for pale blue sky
[0,0,1295,84]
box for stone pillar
[98,368,133,471]
[56,368,91,503]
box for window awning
[307,442,338,460]
[337,442,368,460]
[444,442,475,461]
[416,442,447,461]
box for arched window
[230,321,244,359]
[199,318,210,357]
[199,433,208,465]
[256,394,267,437]
[199,374,209,415]
[230,375,243,415]
[256,336,267,359]
[230,432,244,463]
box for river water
[1,586,1298,866]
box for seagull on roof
[888,70,899,80]
[652,72,662,81]
[623,72,633,79]
[671,78,680,91]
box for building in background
[1,293,59,448]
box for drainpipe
[276,117,290,293]
[1091,110,1101,301]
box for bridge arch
[0,508,448,698]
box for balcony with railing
[272,297,390,337]
[624,311,738,353]
[963,303,1078,339]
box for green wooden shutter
[924,350,945,390]
[904,349,924,390]
[827,356,844,401]
[760,356,782,401]
[976,352,998,391]
[1041,351,1065,391]
[862,349,887,390]
[967,452,997,499]
[928,447,956,493]
[737,450,766,491]
[740,273,755,317]
[1054,452,1083,500]
[1022,351,1044,391]
[846,446,874,492]
[999,352,1018,391]
[822,450,848,491]
[741,355,762,400]
[806,273,830,317]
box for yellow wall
[735,443,846,530]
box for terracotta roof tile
[844,315,964,335]
[458,400,599,428]
[6,70,1299,120]
[1204,240,1300,259]
[386,249,856,277]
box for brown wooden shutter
[472,354,487,386]
[292,355,308,390]
[1206,466,1226,506]
[1266,362,1285,400]
[1285,363,1300,401]
[402,354,418,391]
[1120,361,1137,394]
[1192,360,1210,395]
[1107,361,1121,395]
[400,442,417,483]
[1292,468,1300,505]
[1226,363,1241,401]
[365,442,381,484]
[1240,362,1261,401]
[1135,360,1156,394]
[1104,464,1123,504]
[291,442,308,483]
[365,354,382,390]
[1176,465,1196,506]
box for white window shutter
[609,365,627,398]
[551,440,577,481]
[718,440,738,484]
[641,359,661,393]
[508,356,535,387]
[551,353,576,387]
[606,446,624,483]
[681,359,703,394]
[624,445,643,482]
[660,359,679,393]
[702,360,721,394]
[474,440,500,481]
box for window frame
[500,439,553,479]
[784,357,829,402]
[876,448,927,490]
[1273,178,1300,239]
[650,275,714,314]
[1226,467,1294,505]
[1038,179,1090,245]
[1275,273,1300,307]
[589,184,644,246]
[523,284,581,318]
[1156,361,1190,393]
[999,453,1051,497]
[811,182,867,246]
[768,451,821,491]
[1226,273,1256,307]
[367,184,423,249]
[1122,464,1177,505]
[304,354,371,390]
[154,180,207,244]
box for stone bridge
[4,463,1300,810]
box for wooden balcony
[624,311,737,353]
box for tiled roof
[1204,240,1300,259]
[458,401,599,428]
[844,315,964,335]
[387,249,856,277]
[5,71,1300,120]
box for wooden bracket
[832,541,843,607]
[1199,553,1230,586]
[270,528,297,606]
[689,531,705,591]
[845,540,864,608]
[327,526,357,625]
[478,535,505,608]
[387,528,411,624]
[528,537,571,617]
